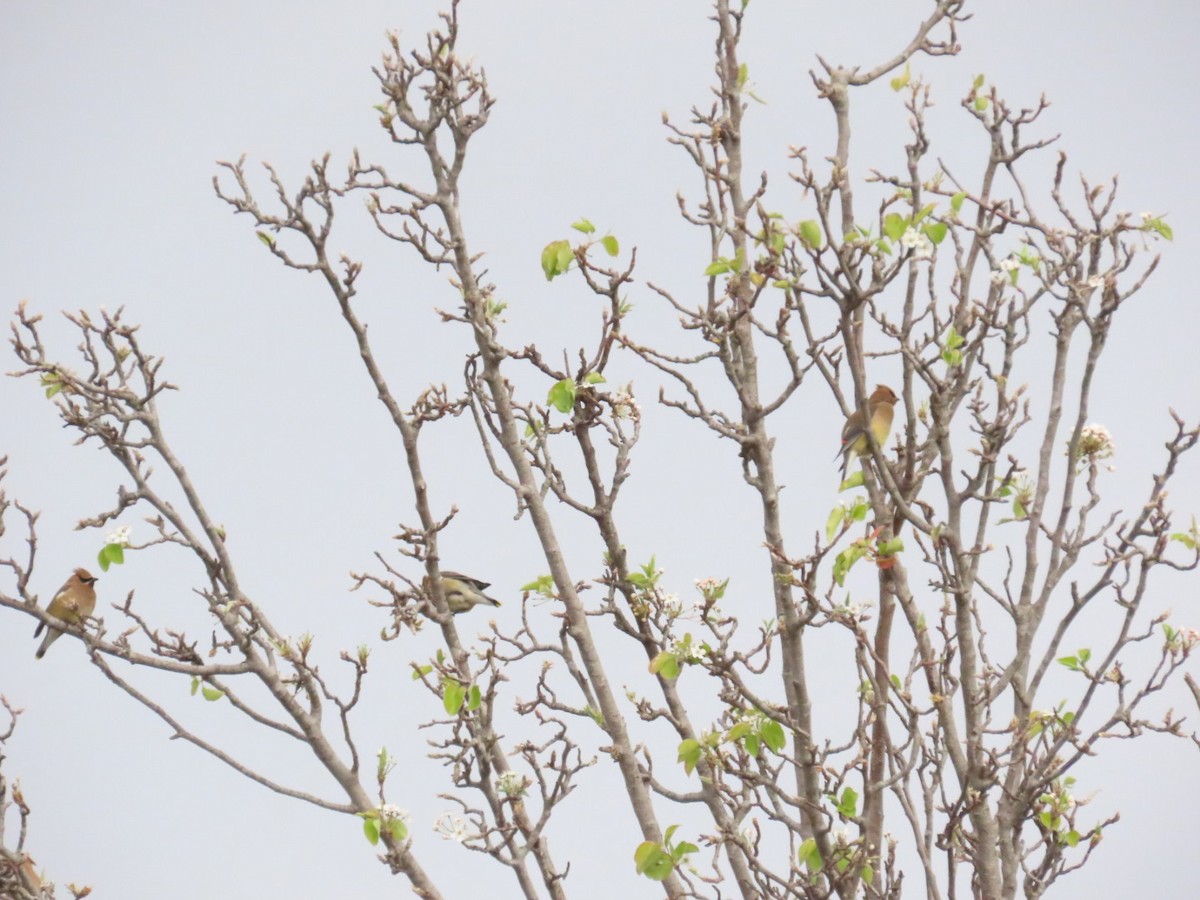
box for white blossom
[496,771,530,798]
[612,387,641,419]
[900,228,933,260]
[105,524,132,546]
[434,813,470,843]
[1074,423,1115,464]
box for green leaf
[443,678,466,716]
[547,378,576,413]
[672,841,698,861]
[799,220,824,250]
[467,684,482,712]
[838,471,865,493]
[1057,655,1080,672]
[649,651,681,680]
[1171,531,1197,550]
[389,818,409,842]
[704,258,731,277]
[634,841,675,881]
[923,221,948,245]
[826,505,845,542]
[912,203,936,225]
[677,738,703,775]
[890,63,911,92]
[973,73,986,90]
[256,231,275,248]
[798,837,823,872]
[1143,217,1174,241]
[726,721,752,742]
[541,239,574,281]
[974,95,989,111]
[190,676,200,696]
[838,786,859,818]
[1064,830,1080,848]
[883,213,908,241]
[737,63,749,88]
[41,373,63,399]
[201,685,225,702]
[362,817,380,846]
[833,544,867,586]
[584,371,606,385]
[760,720,786,753]
[876,537,904,556]
[411,664,433,681]
[601,235,620,257]
[848,497,870,522]
[97,543,125,572]
[571,218,596,234]
[950,191,967,214]
[521,574,556,596]
[860,864,874,884]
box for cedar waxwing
[33,568,98,659]
[836,385,899,481]
[424,571,502,614]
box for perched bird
[424,571,502,614]
[837,384,899,481]
[34,568,98,658]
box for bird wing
[441,571,491,590]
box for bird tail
[34,629,59,659]
[837,445,853,482]
[33,620,45,639]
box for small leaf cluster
[676,710,786,776]
[546,371,606,414]
[359,808,408,847]
[190,676,224,702]
[649,632,708,681]
[411,649,484,715]
[833,531,904,587]
[940,325,965,367]
[540,217,619,281]
[998,476,1033,522]
[1035,777,1083,848]
[634,824,698,882]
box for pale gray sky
[2,1,1198,897]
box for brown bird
[34,568,98,658]
[837,385,899,481]
[422,571,502,614]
